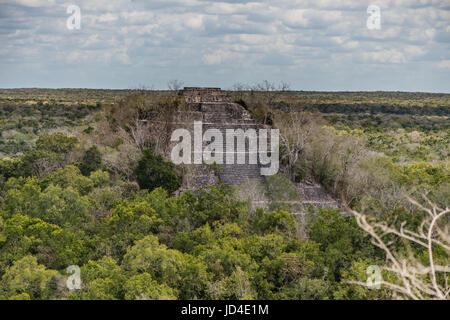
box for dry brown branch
[347,195,449,300]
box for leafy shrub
[134,149,180,194]
[89,170,110,188]
[35,133,77,154]
[0,158,21,181]
[79,146,102,176]
[0,256,60,300]
[42,165,94,195]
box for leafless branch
[347,195,449,300]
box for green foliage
[307,209,381,282]
[333,259,392,300]
[0,213,87,270]
[0,255,60,300]
[123,273,177,300]
[122,235,209,299]
[0,171,402,300]
[0,158,21,183]
[89,170,110,188]
[2,168,94,228]
[134,148,181,193]
[42,165,94,195]
[79,146,102,176]
[76,257,125,300]
[253,209,296,236]
[102,194,163,259]
[189,184,247,228]
[35,133,77,154]
[276,278,330,300]
[397,162,448,187]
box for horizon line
[1,87,449,95]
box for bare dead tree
[348,196,450,300]
[167,79,184,92]
[275,109,318,180]
[279,81,291,92]
[34,157,63,179]
[116,115,170,157]
[331,134,368,199]
[252,80,278,106]
[231,82,250,101]
[253,80,276,92]
[128,118,152,152]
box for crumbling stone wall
[180,87,232,103]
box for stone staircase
[199,102,266,187]
[218,164,263,186]
[295,182,342,209]
[294,181,348,214]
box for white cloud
[2,0,56,7]
[184,14,204,30]
[363,49,407,63]
[0,0,448,90]
[203,50,238,65]
[437,60,450,69]
[98,13,118,23]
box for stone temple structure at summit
[180,87,232,103]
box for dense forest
[0,86,448,300]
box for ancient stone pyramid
[172,87,345,213]
[178,87,267,188]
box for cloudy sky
[0,0,449,91]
